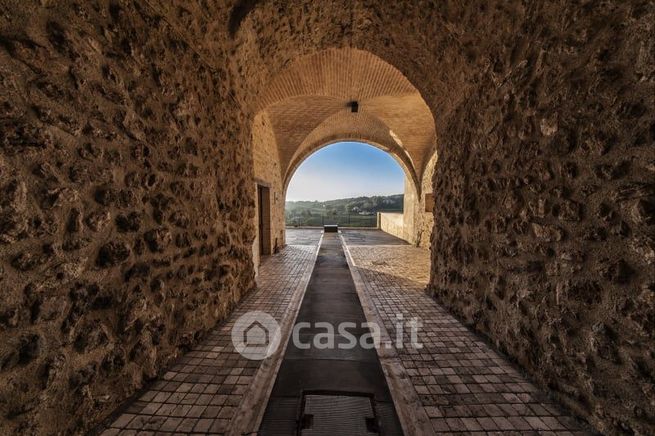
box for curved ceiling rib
[283,111,418,192]
[253,48,437,191]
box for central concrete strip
[227,234,323,436]
[258,233,403,435]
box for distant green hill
[285,194,403,227]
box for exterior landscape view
[285,194,403,227]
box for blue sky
[286,142,405,201]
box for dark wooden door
[258,185,265,255]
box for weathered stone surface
[96,242,131,268]
[115,211,141,233]
[85,211,111,232]
[143,227,172,253]
[0,1,652,435]
[418,2,655,434]
[0,1,255,433]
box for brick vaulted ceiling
[255,48,437,190]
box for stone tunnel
[0,1,653,435]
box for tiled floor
[284,228,323,245]
[344,240,592,435]
[98,240,318,435]
[340,228,408,246]
[99,229,592,435]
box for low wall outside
[379,212,405,241]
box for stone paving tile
[284,228,323,245]
[101,231,593,435]
[346,244,593,435]
[99,239,318,435]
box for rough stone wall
[399,175,417,244]
[428,3,655,435]
[0,1,254,434]
[0,0,652,434]
[396,154,436,249]
[373,173,432,248]
[416,152,437,249]
[228,1,654,433]
[251,112,284,269]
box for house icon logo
[243,320,269,346]
[231,311,281,360]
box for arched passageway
[0,2,652,435]
[250,48,438,268]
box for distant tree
[286,194,403,225]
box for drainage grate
[299,394,379,436]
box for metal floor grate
[300,394,379,436]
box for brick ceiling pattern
[285,110,417,188]
[256,48,437,188]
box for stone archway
[253,48,436,184]
[0,2,652,434]
[283,137,417,196]
[250,48,438,258]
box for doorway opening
[257,184,272,256]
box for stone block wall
[0,1,254,433]
[416,152,437,249]
[379,212,404,240]
[401,174,420,245]
[394,154,436,248]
